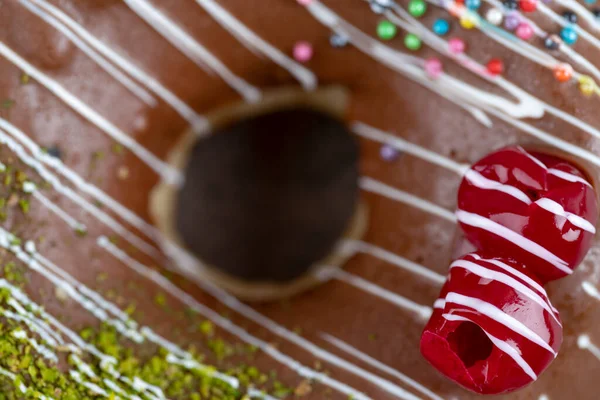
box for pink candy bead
[293,41,314,63]
[448,38,466,54]
[425,58,443,79]
[516,22,534,40]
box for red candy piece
[421,253,563,394]
[519,0,538,12]
[457,146,598,282]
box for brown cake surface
[0,0,599,398]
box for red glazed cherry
[457,146,598,282]
[421,253,562,394]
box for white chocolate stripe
[346,240,446,285]
[0,41,182,185]
[547,168,593,188]
[468,254,557,312]
[98,237,372,400]
[0,125,161,259]
[351,121,469,176]
[361,177,457,223]
[19,0,156,106]
[516,146,548,170]
[578,335,600,361]
[535,198,596,233]
[32,191,87,233]
[450,259,561,326]
[24,0,208,130]
[123,0,261,102]
[445,292,556,356]
[318,267,433,320]
[456,209,572,275]
[193,0,317,91]
[465,169,532,205]
[442,313,537,380]
[322,334,444,400]
[582,281,600,301]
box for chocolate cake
[0,0,598,398]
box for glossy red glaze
[457,146,599,282]
[421,253,563,394]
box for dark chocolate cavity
[176,108,360,283]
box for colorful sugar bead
[518,0,538,12]
[553,63,573,82]
[425,58,443,79]
[516,22,534,40]
[485,8,504,25]
[449,38,466,54]
[504,14,520,31]
[560,26,578,45]
[433,19,450,35]
[330,33,349,48]
[544,34,561,50]
[377,20,397,40]
[408,0,427,17]
[579,76,596,96]
[293,41,313,62]
[465,0,481,10]
[460,14,477,29]
[562,11,577,24]
[503,0,519,10]
[486,58,504,75]
[404,33,422,50]
[380,144,400,161]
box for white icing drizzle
[0,123,161,258]
[468,254,558,313]
[317,267,433,320]
[450,258,561,325]
[535,198,596,233]
[539,395,550,400]
[547,168,593,188]
[578,335,600,361]
[18,0,156,106]
[10,327,57,363]
[0,281,165,400]
[0,41,182,185]
[442,313,538,380]
[322,333,445,400]
[433,299,446,309]
[351,121,469,175]
[32,191,87,233]
[465,169,532,204]
[456,209,572,275]
[22,0,208,131]
[465,168,596,233]
[582,281,600,301]
[97,236,372,400]
[445,292,557,356]
[246,388,279,400]
[345,240,445,284]
[192,0,317,91]
[360,176,457,223]
[123,0,261,102]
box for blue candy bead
[465,0,482,10]
[432,19,450,36]
[560,26,578,45]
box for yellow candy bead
[579,75,596,96]
[460,14,477,29]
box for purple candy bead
[504,14,520,31]
[380,144,400,161]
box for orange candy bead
[553,63,573,82]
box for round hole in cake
[446,321,494,368]
[174,108,360,283]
